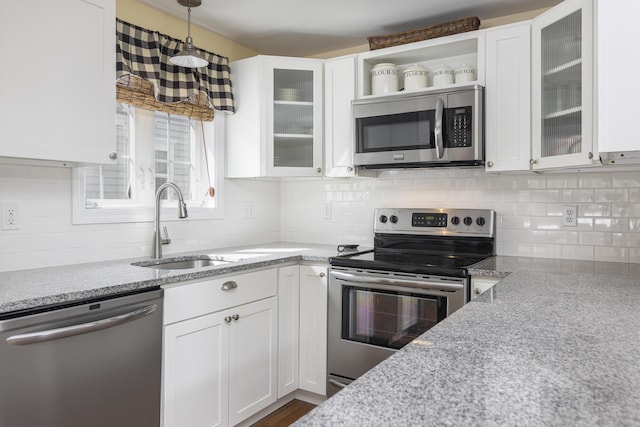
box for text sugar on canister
[371,63,399,95]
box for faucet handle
[161,226,171,245]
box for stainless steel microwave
[353,85,484,169]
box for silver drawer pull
[232,314,239,321]
[224,316,232,323]
[221,281,237,291]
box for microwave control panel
[446,106,472,148]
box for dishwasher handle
[6,304,158,346]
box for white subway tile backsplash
[3,165,640,271]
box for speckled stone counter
[295,256,640,426]
[0,242,364,316]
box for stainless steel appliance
[0,289,163,427]
[327,208,495,396]
[353,85,484,169]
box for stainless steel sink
[131,255,234,270]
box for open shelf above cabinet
[357,31,485,98]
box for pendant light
[170,0,209,68]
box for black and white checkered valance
[116,19,234,121]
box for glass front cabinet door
[267,60,323,175]
[226,55,323,178]
[532,0,596,170]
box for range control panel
[374,208,495,237]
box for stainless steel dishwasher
[0,288,163,427]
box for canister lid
[403,64,427,74]
[372,62,398,70]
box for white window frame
[72,107,225,224]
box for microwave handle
[434,98,445,159]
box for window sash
[72,106,224,224]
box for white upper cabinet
[356,31,485,99]
[484,22,532,172]
[532,0,596,170]
[0,0,116,166]
[226,55,323,178]
[324,55,357,177]
[596,0,640,163]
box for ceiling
[139,0,562,56]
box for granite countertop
[0,242,367,316]
[296,256,640,426]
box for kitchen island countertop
[0,242,366,316]
[296,256,640,426]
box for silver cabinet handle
[7,304,157,346]
[232,314,239,321]
[319,272,325,278]
[328,379,348,389]
[487,161,494,168]
[330,270,463,292]
[434,98,445,159]
[109,152,118,160]
[224,316,232,323]
[475,288,481,295]
[221,281,237,291]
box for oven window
[341,286,447,350]
[356,111,434,153]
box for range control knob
[451,216,460,225]
[379,215,388,223]
[390,215,398,224]
[463,216,473,226]
[476,217,486,226]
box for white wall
[281,168,640,264]
[0,165,281,272]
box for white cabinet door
[228,297,278,426]
[471,276,501,299]
[0,0,115,166]
[485,22,532,172]
[163,311,229,427]
[299,265,328,395]
[277,265,300,398]
[531,0,596,170]
[324,55,357,177]
[596,0,640,155]
[226,55,323,177]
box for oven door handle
[330,271,463,292]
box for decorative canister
[432,64,454,87]
[371,63,399,94]
[454,63,475,83]
[403,64,428,91]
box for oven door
[327,267,467,395]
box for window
[72,103,223,224]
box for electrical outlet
[2,203,19,230]
[243,202,255,218]
[323,203,332,220]
[562,205,577,227]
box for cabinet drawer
[163,269,278,325]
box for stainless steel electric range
[327,207,496,396]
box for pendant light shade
[170,0,208,68]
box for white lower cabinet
[277,265,300,398]
[298,265,328,395]
[471,276,501,299]
[162,269,278,427]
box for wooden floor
[250,400,316,427]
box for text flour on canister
[371,63,399,94]
[403,64,428,91]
